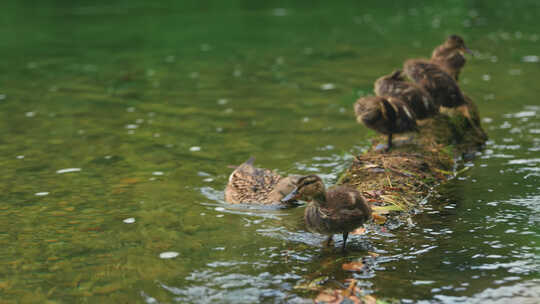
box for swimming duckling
[281,175,372,252]
[431,35,472,80]
[403,59,466,108]
[354,96,418,151]
[225,157,300,205]
[374,70,438,119]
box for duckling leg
[385,134,393,152]
[341,232,349,252]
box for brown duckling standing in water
[403,59,466,108]
[374,70,438,120]
[431,35,472,80]
[281,175,372,252]
[225,157,300,205]
[354,96,418,151]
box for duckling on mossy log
[440,94,488,142]
[374,70,438,120]
[354,96,417,152]
[403,59,466,109]
[431,34,472,81]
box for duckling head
[389,69,404,80]
[377,69,404,82]
[354,97,384,126]
[444,35,472,55]
[280,175,326,204]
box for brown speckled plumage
[374,70,438,120]
[432,52,466,80]
[282,175,372,251]
[354,96,418,151]
[403,59,466,108]
[463,94,488,141]
[225,157,299,205]
[443,94,488,141]
[431,35,470,80]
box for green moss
[339,106,487,221]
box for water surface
[0,1,539,303]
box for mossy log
[337,100,487,219]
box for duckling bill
[374,70,438,120]
[354,96,418,151]
[281,175,372,252]
[225,157,299,205]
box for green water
[1,1,539,303]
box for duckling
[225,157,300,205]
[431,35,472,80]
[354,96,417,151]
[440,94,488,141]
[433,51,466,81]
[403,59,466,108]
[463,94,488,141]
[374,70,438,119]
[281,175,372,252]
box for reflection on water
[158,270,305,304]
[0,1,539,303]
